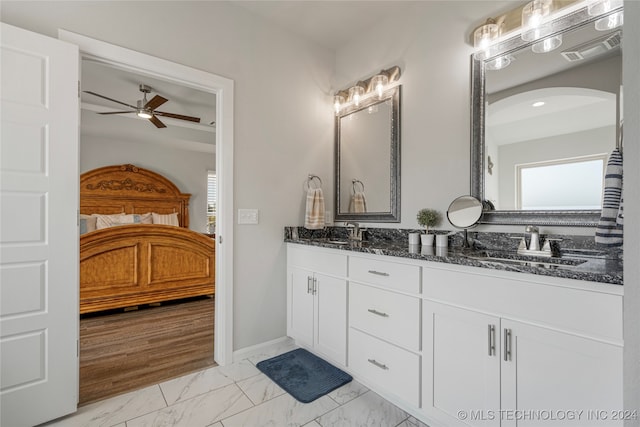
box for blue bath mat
[256,348,352,403]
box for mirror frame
[470,5,622,227]
[335,85,401,222]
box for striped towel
[349,192,367,213]
[595,148,623,246]
[304,188,325,230]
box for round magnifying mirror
[447,195,483,229]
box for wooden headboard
[80,164,191,228]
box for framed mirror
[335,85,401,222]
[471,5,622,226]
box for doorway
[60,30,234,401]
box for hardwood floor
[79,296,216,405]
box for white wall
[622,1,640,423]
[1,1,335,351]
[334,2,510,231]
[80,131,215,233]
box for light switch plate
[238,209,259,224]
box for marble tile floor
[41,342,430,427]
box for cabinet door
[423,301,501,427]
[501,319,623,427]
[288,266,315,348]
[314,273,347,365]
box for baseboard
[232,336,294,362]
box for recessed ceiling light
[532,101,545,107]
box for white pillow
[152,212,179,226]
[94,213,152,229]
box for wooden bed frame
[79,164,215,314]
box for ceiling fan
[84,84,201,128]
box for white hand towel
[304,188,325,230]
[349,192,367,213]
[595,148,623,246]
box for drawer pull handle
[367,309,389,318]
[367,270,389,277]
[367,359,389,370]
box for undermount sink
[461,250,588,270]
[327,239,349,245]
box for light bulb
[333,95,345,114]
[348,85,365,107]
[137,110,152,119]
[521,0,552,41]
[595,11,623,30]
[473,21,500,60]
[370,74,389,99]
[532,34,562,53]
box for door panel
[501,319,623,427]
[423,301,501,427]
[315,273,347,365]
[288,267,314,348]
[1,23,79,427]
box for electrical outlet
[238,209,259,224]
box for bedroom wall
[1,1,335,351]
[79,133,214,233]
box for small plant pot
[420,233,434,246]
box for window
[516,155,606,210]
[207,171,216,233]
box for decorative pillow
[138,212,153,224]
[94,213,126,229]
[94,213,152,229]
[79,214,97,234]
[152,212,180,226]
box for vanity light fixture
[521,0,553,42]
[589,0,623,30]
[370,73,389,99]
[532,34,563,53]
[348,82,366,107]
[333,94,346,114]
[485,55,513,71]
[473,18,502,59]
[333,66,401,115]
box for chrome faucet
[526,225,540,251]
[516,225,554,257]
[345,221,363,241]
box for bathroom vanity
[285,235,623,427]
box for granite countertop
[284,232,623,286]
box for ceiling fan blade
[145,95,168,111]
[83,91,137,109]
[154,111,201,123]
[98,111,135,115]
[149,115,167,128]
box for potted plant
[416,208,442,245]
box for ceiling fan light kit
[84,84,200,128]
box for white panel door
[422,301,501,427]
[288,266,314,348]
[0,23,79,427]
[314,272,347,365]
[501,319,623,427]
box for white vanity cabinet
[347,255,422,407]
[422,266,624,427]
[287,245,348,365]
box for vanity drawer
[350,282,420,352]
[349,328,420,407]
[349,256,420,293]
[287,245,347,277]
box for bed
[79,164,215,314]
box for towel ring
[352,179,365,194]
[307,174,322,190]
